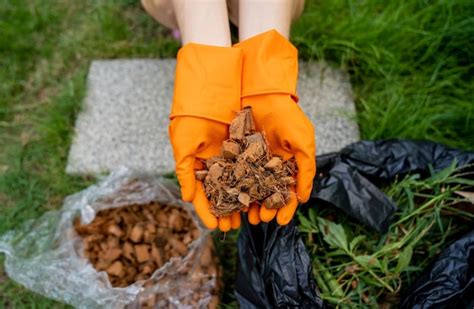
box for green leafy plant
[298,163,473,307]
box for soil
[196,107,297,217]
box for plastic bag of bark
[0,168,220,308]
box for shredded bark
[196,107,297,217]
[74,202,218,292]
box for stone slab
[66,59,359,175]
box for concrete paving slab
[66,59,359,175]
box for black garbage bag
[235,217,325,309]
[235,140,474,307]
[311,139,474,232]
[400,230,474,309]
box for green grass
[292,0,474,149]
[0,0,472,307]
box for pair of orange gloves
[169,30,316,232]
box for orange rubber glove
[236,30,316,226]
[169,43,243,232]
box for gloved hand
[169,43,243,231]
[236,30,316,226]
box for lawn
[0,0,473,307]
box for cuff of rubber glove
[170,43,243,124]
[235,29,299,102]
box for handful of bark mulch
[196,107,297,217]
[74,202,220,308]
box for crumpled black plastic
[234,218,325,309]
[311,139,474,232]
[235,140,474,308]
[400,230,474,308]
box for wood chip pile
[196,107,297,217]
[74,202,220,308]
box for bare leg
[172,0,231,46]
[239,0,294,40]
[229,0,306,28]
[142,0,305,38]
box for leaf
[396,245,413,273]
[349,235,366,252]
[317,217,348,251]
[354,255,371,268]
[435,207,444,235]
[308,208,318,224]
[297,213,315,233]
[298,213,312,228]
[326,249,348,257]
[404,187,415,212]
[355,255,382,270]
[429,160,457,183]
[446,178,474,186]
[359,274,384,288]
[381,255,390,273]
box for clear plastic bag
[0,168,218,308]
